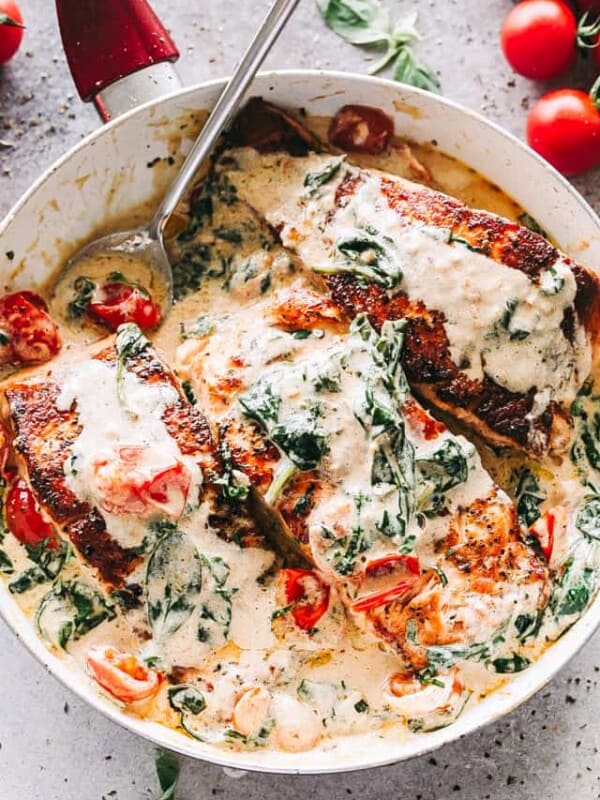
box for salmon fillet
[220,99,600,456]
[176,287,550,672]
[1,331,259,587]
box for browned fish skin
[1,337,261,586]
[228,99,600,456]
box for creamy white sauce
[225,149,590,410]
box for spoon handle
[149,0,300,239]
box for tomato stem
[0,12,23,28]
[591,75,600,108]
[577,11,600,51]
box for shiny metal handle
[149,0,300,238]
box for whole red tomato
[501,0,577,79]
[527,83,600,175]
[0,0,24,64]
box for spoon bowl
[50,0,299,328]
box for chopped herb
[115,324,150,412]
[492,654,530,674]
[291,329,313,340]
[271,602,294,620]
[416,666,445,688]
[540,267,564,296]
[432,566,448,587]
[67,276,96,320]
[181,380,197,406]
[518,212,548,238]
[0,549,13,575]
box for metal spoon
[53,0,300,318]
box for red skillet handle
[56,0,179,103]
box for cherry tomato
[529,506,567,562]
[328,105,394,154]
[0,291,61,366]
[402,399,445,441]
[87,646,162,703]
[0,0,24,65]
[5,477,57,548]
[279,568,330,630]
[92,445,191,519]
[87,280,161,331]
[527,86,600,175]
[353,554,421,612]
[500,0,577,80]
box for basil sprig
[316,1,440,93]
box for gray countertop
[0,1,599,798]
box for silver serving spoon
[53,0,300,318]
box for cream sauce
[1,116,598,757]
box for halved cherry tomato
[402,399,445,441]
[0,291,61,366]
[92,446,191,519]
[527,84,600,175]
[328,104,394,154]
[87,280,161,331]
[529,512,554,561]
[279,568,330,630]
[500,0,577,80]
[5,477,57,548]
[87,646,162,703]
[0,0,24,65]
[353,554,421,612]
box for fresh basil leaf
[393,46,441,93]
[154,750,179,800]
[146,529,202,641]
[316,0,391,46]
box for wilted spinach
[36,580,116,649]
[146,529,202,641]
[304,157,345,195]
[197,555,235,644]
[513,467,546,527]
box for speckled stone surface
[0,1,599,798]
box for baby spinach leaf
[146,529,202,641]
[554,566,596,616]
[335,235,402,289]
[154,750,179,800]
[426,641,489,669]
[168,685,207,716]
[238,379,282,426]
[513,467,546,527]
[304,157,345,194]
[68,276,96,320]
[9,566,47,594]
[197,555,235,645]
[575,497,600,541]
[518,212,548,238]
[416,439,468,514]
[35,580,116,649]
[271,414,329,471]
